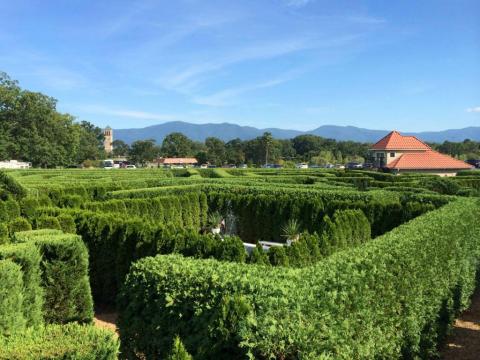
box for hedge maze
[0,168,479,359]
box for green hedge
[208,189,409,241]
[0,323,119,360]
[14,230,93,324]
[0,171,27,198]
[70,208,244,305]
[0,199,20,222]
[0,259,25,336]
[8,217,32,235]
[0,243,43,327]
[82,192,207,229]
[118,198,480,359]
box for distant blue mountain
[114,121,480,144]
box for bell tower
[104,126,113,153]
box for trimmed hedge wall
[118,198,480,359]
[0,323,119,360]
[14,230,93,324]
[0,243,44,327]
[0,171,27,198]
[0,259,25,336]
[70,209,244,304]
[82,192,208,229]
[207,189,436,242]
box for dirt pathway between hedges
[94,307,118,335]
[442,289,480,360]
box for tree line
[118,133,370,167]
[118,133,480,167]
[1,71,479,168]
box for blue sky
[0,0,479,131]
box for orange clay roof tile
[386,150,473,170]
[371,131,431,150]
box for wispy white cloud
[80,105,180,121]
[160,33,361,95]
[466,106,480,113]
[192,72,299,106]
[161,38,313,91]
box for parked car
[346,162,363,169]
[296,163,308,169]
[239,164,248,169]
[126,164,136,169]
[466,159,480,168]
[335,164,345,169]
[362,162,374,169]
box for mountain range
[114,121,480,144]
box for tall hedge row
[118,198,480,359]
[0,243,44,327]
[82,192,207,229]
[70,209,244,304]
[0,171,27,198]
[0,259,25,336]
[207,189,433,242]
[14,231,93,324]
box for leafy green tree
[112,140,129,157]
[161,133,194,157]
[0,72,104,167]
[129,139,159,166]
[261,132,273,165]
[225,138,245,165]
[75,121,105,164]
[195,151,208,165]
[205,137,226,166]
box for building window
[390,152,395,157]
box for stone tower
[104,126,113,154]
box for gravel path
[442,289,480,360]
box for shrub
[19,196,40,218]
[420,176,461,195]
[118,198,480,359]
[0,224,8,245]
[268,246,289,266]
[213,236,246,263]
[3,199,20,220]
[0,259,25,336]
[8,217,32,234]
[248,243,269,265]
[35,215,62,230]
[0,323,119,360]
[0,171,27,198]
[57,213,76,233]
[167,336,193,360]
[59,194,83,208]
[0,243,43,327]
[14,231,93,324]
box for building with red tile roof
[152,157,198,168]
[370,131,473,176]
